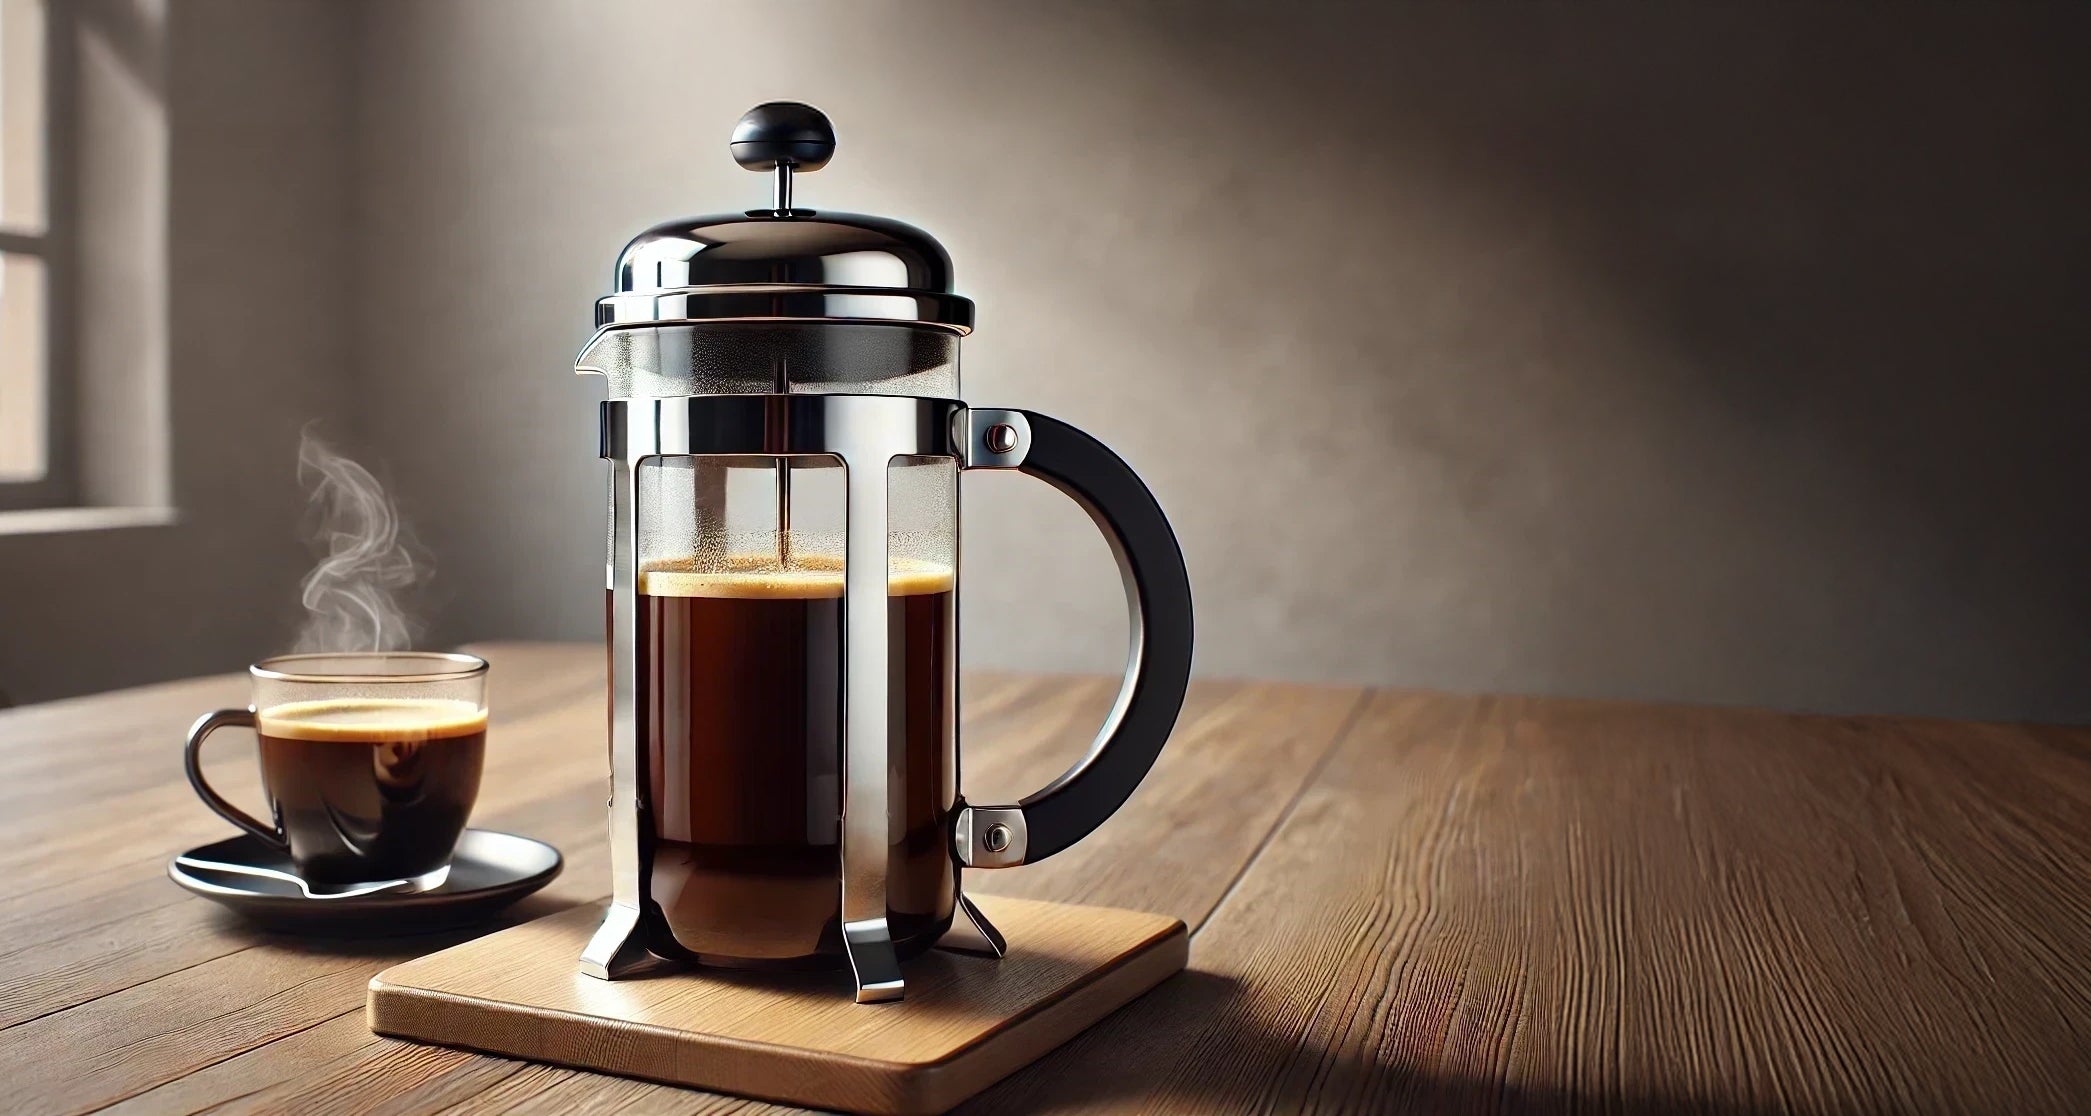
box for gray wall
[4,2,2087,722]
[0,0,355,703]
[353,1,2091,721]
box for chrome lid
[596,102,973,334]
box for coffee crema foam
[638,553,953,599]
[256,698,488,742]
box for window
[0,0,166,532]
[1,0,52,495]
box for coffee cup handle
[183,708,288,851]
[952,408,1195,868]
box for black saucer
[168,829,562,935]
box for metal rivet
[984,423,1018,454]
[984,823,1011,853]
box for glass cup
[182,652,489,886]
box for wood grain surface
[369,896,1188,1115]
[0,643,2086,1113]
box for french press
[575,103,1194,1002]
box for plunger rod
[775,359,792,568]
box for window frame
[1,0,76,511]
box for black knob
[730,102,836,172]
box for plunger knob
[730,102,836,172]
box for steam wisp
[292,429,424,654]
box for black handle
[183,708,286,851]
[974,410,1195,863]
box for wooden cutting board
[368,894,1188,1114]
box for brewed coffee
[634,554,956,966]
[255,698,487,884]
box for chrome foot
[843,918,906,1003]
[579,902,654,980]
[936,893,1008,958]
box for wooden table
[2,643,2087,1114]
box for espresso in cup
[184,651,490,886]
[256,699,487,883]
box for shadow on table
[960,969,1783,1116]
[198,889,584,961]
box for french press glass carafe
[577,103,1194,1002]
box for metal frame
[581,393,1006,1002]
[595,287,974,334]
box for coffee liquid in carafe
[632,554,957,966]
